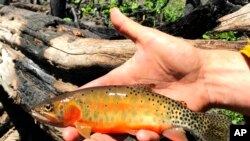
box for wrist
[199,49,250,115]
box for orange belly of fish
[77,120,171,134]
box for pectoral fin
[74,122,92,139]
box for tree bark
[159,0,243,39]
[215,3,250,32]
[0,3,249,141]
[50,0,66,18]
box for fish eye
[43,103,54,112]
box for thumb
[110,7,147,43]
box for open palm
[63,8,211,141]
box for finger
[110,7,146,43]
[85,133,116,141]
[162,128,188,141]
[63,127,82,141]
[110,8,178,46]
[136,130,160,141]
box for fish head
[31,99,66,127]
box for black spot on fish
[183,117,187,121]
[171,103,175,107]
[190,114,198,120]
[190,121,194,125]
[91,89,94,92]
[78,100,83,104]
[177,107,181,110]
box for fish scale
[31,85,230,141]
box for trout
[31,85,230,141]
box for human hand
[63,7,212,141]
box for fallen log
[215,3,250,32]
[0,42,67,140]
[157,0,243,39]
[0,3,249,141]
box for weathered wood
[0,0,9,5]
[158,0,242,39]
[186,39,248,51]
[50,0,66,18]
[215,3,250,32]
[11,2,49,12]
[0,5,247,68]
[0,3,249,141]
[0,5,248,102]
[0,42,70,141]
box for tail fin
[200,113,231,141]
[172,112,231,141]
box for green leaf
[63,17,72,21]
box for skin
[63,7,250,141]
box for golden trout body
[32,85,230,141]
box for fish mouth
[31,110,51,123]
[31,110,63,126]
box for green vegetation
[63,17,73,21]
[163,0,185,22]
[69,0,81,4]
[209,108,245,125]
[68,0,185,26]
[202,31,239,41]
[221,109,245,125]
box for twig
[0,127,19,141]
[71,6,80,28]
